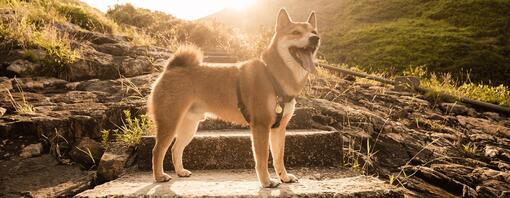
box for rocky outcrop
[0,155,96,197]
[0,23,171,82]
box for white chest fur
[276,40,309,95]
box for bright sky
[81,0,256,20]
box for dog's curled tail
[166,45,203,69]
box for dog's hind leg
[172,110,202,177]
[152,102,191,182]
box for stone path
[76,168,403,198]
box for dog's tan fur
[148,8,319,188]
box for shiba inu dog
[148,8,320,188]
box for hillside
[202,0,340,31]
[203,0,510,86]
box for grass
[57,2,117,33]
[462,142,480,157]
[1,0,80,71]
[42,128,70,160]
[421,73,510,108]
[102,110,151,146]
[6,78,34,114]
[322,0,510,86]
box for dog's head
[272,8,320,73]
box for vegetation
[106,3,256,56]
[57,2,117,33]
[102,110,151,146]
[403,66,510,107]
[322,0,510,86]
[0,0,81,70]
[6,78,34,114]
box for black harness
[237,66,295,129]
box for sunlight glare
[226,0,256,10]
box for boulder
[69,137,105,169]
[97,142,134,182]
[19,143,43,158]
[6,60,42,77]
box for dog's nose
[309,36,320,45]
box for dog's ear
[308,11,317,29]
[276,8,292,31]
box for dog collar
[236,65,295,129]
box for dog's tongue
[297,49,316,73]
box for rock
[440,102,475,115]
[92,43,130,56]
[484,145,499,158]
[407,166,465,196]
[482,112,502,121]
[6,59,42,77]
[0,154,96,197]
[69,137,105,168]
[67,50,116,81]
[476,186,500,198]
[118,56,152,77]
[19,143,43,158]
[97,142,134,182]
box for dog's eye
[311,30,318,34]
[291,31,301,35]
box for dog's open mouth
[289,46,316,73]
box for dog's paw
[280,173,298,183]
[177,169,192,177]
[261,179,280,188]
[155,173,172,182]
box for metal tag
[275,104,283,114]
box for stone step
[76,168,403,198]
[136,130,343,170]
[203,51,231,56]
[203,55,238,63]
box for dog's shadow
[258,183,296,198]
[133,181,177,196]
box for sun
[226,0,256,10]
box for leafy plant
[462,142,479,157]
[102,110,151,146]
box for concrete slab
[137,130,343,170]
[76,168,403,198]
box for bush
[57,3,116,33]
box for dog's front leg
[251,124,280,188]
[270,126,298,183]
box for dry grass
[6,78,34,114]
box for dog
[147,8,320,188]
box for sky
[81,0,256,20]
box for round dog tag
[275,104,283,114]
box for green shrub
[107,110,152,146]
[57,3,116,33]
